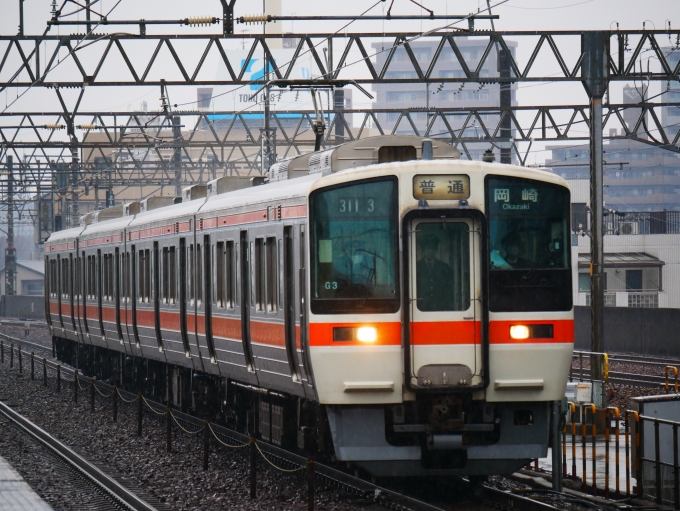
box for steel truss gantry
[0,30,679,88]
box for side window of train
[254,238,265,311]
[144,249,151,302]
[189,244,195,305]
[266,237,278,313]
[161,246,177,305]
[216,242,225,308]
[196,243,203,306]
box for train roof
[199,173,321,216]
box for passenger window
[162,247,168,304]
[266,237,277,312]
[169,247,176,304]
[255,238,265,311]
[196,244,203,306]
[226,241,235,309]
[216,242,225,308]
[144,249,151,302]
[189,245,195,304]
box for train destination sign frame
[413,175,470,200]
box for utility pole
[173,116,182,196]
[85,0,91,33]
[499,48,512,164]
[334,89,345,144]
[582,32,609,407]
[70,131,79,228]
[5,156,16,296]
[18,0,24,36]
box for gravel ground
[0,360,394,511]
[572,356,676,411]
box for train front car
[307,157,572,477]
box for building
[0,260,44,296]
[371,37,518,161]
[567,179,680,309]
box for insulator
[77,124,98,130]
[45,124,64,130]
[186,16,217,27]
[239,14,270,24]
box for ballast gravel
[0,357,386,511]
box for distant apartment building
[371,38,518,161]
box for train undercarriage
[53,336,552,478]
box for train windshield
[486,176,572,312]
[310,177,399,314]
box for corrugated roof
[0,260,44,275]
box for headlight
[509,325,530,340]
[357,326,378,343]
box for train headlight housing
[357,326,378,343]
[509,325,530,340]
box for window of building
[22,280,44,296]
[626,269,643,291]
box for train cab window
[486,176,572,312]
[254,238,265,311]
[266,236,278,312]
[310,177,399,314]
[415,223,470,311]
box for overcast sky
[1,0,678,163]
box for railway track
[572,351,680,389]
[0,399,159,511]
[0,331,567,511]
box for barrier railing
[637,414,680,508]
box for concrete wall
[0,295,45,320]
[574,305,680,357]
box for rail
[0,333,566,511]
[0,399,158,511]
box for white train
[45,135,573,476]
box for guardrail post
[552,400,563,492]
[137,392,143,436]
[74,370,78,402]
[166,408,171,452]
[30,352,34,380]
[10,343,14,368]
[581,405,587,492]
[17,346,23,376]
[90,378,95,412]
[250,437,257,499]
[303,427,318,511]
[203,420,209,470]
[591,404,597,496]
[673,423,679,510]
[569,402,577,479]
[43,357,47,387]
[113,386,118,422]
[57,364,61,393]
[655,420,662,505]
[605,409,610,498]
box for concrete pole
[173,116,182,197]
[5,156,16,296]
[499,48,512,164]
[581,32,609,395]
[552,400,563,492]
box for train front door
[407,217,483,390]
